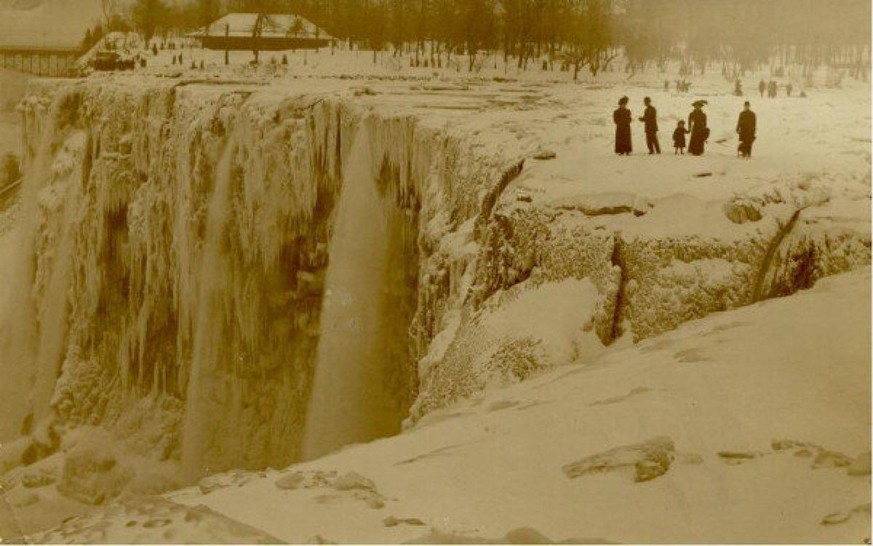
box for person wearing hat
[687,100,709,156]
[639,97,661,155]
[614,96,633,156]
[736,101,757,158]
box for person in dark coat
[639,97,660,154]
[759,79,766,97]
[786,82,793,97]
[614,96,632,155]
[688,100,709,156]
[673,120,689,154]
[768,80,777,98]
[736,101,757,158]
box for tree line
[94,0,870,79]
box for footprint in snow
[673,348,712,363]
[275,470,386,510]
[589,386,652,407]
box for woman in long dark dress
[688,100,708,156]
[614,96,632,155]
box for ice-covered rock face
[8,81,360,483]
[2,77,524,491]
[0,75,869,504]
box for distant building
[189,13,334,51]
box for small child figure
[673,120,689,155]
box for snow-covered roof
[192,13,333,41]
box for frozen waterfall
[302,124,418,461]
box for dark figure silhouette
[688,101,709,156]
[639,97,660,154]
[614,96,633,156]
[673,121,689,154]
[734,79,743,96]
[768,80,777,98]
[737,101,757,158]
[759,80,766,97]
[786,83,794,97]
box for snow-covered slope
[31,267,872,544]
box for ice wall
[3,82,360,487]
[1,78,455,494]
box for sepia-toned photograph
[0,0,870,543]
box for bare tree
[100,0,116,30]
[252,13,269,64]
[565,0,617,80]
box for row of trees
[621,0,871,75]
[104,0,870,78]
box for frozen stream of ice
[302,123,415,461]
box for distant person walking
[736,101,757,158]
[687,100,709,156]
[614,96,633,156]
[786,82,794,97]
[673,120,689,154]
[759,79,766,97]
[639,97,661,154]
[768,80,778,98]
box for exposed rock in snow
[771,439,854,470]
[562,436,680,483]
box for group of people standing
[759,79,794,98]
[613,97,758,159]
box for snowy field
[0,45,869,543]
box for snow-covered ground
[0,51,869,543]
[32,267,871,544]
